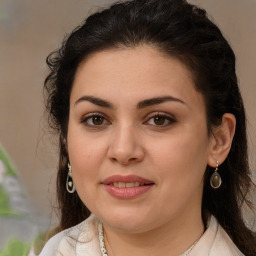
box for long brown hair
[44,0,256,254]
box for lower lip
[104,185,153,199]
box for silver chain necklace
[98,222,197,256]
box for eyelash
[80,112,176,128]
[144,112,176,127]
[80,112,110,128]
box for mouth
[102,175,154,186]
[102,175,154,199]
[108,182,149,188]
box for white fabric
[189,216,243,256]
[39,215,244,256]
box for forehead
[71,45,204,108]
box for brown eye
[146,114,175,127]
[153,116,166,125]
[82,114,109,127]
[92,116,104,125]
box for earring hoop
[66,163,76,193]
[210,160,222,189]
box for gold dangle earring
[66,163,76,193]
[210,160,222,189]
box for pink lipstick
[102,175,154,199]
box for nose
[107,124,145,165]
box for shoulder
[210,223,244,256]
[39,215,101,256]
[191,215,244,256]
[39,230,66,256]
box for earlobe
[61,133,69,154]
[208,113,236,167]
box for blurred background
[0,0,255,237]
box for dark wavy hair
[44,0,256,254]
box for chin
[95,207,157,233]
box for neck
[102,210,204,256]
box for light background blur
[0,0,255,224]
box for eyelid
[79,111,176,128]
[144,111,176,126]
[80,112,111,127]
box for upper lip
[102,175,154,185]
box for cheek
[67,136,106,210]
[148,135,209,215]
[149,129,210,188]
[67,128,107,188]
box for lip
[102,175,154,199]
[102,175,154,185]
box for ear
[208,113,236,167]
[61,133,69,154]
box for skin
[67,45,236,256]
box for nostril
[110,157,118,162]
[110,156,137,165]
[107,140,145,165]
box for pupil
[93,116,103,125]
[154,116,165,125]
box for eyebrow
[137,96,186,109]
[74,95,186,109]
[75,96,114,108]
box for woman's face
[67,45,214,233]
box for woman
[40,0,256,255]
